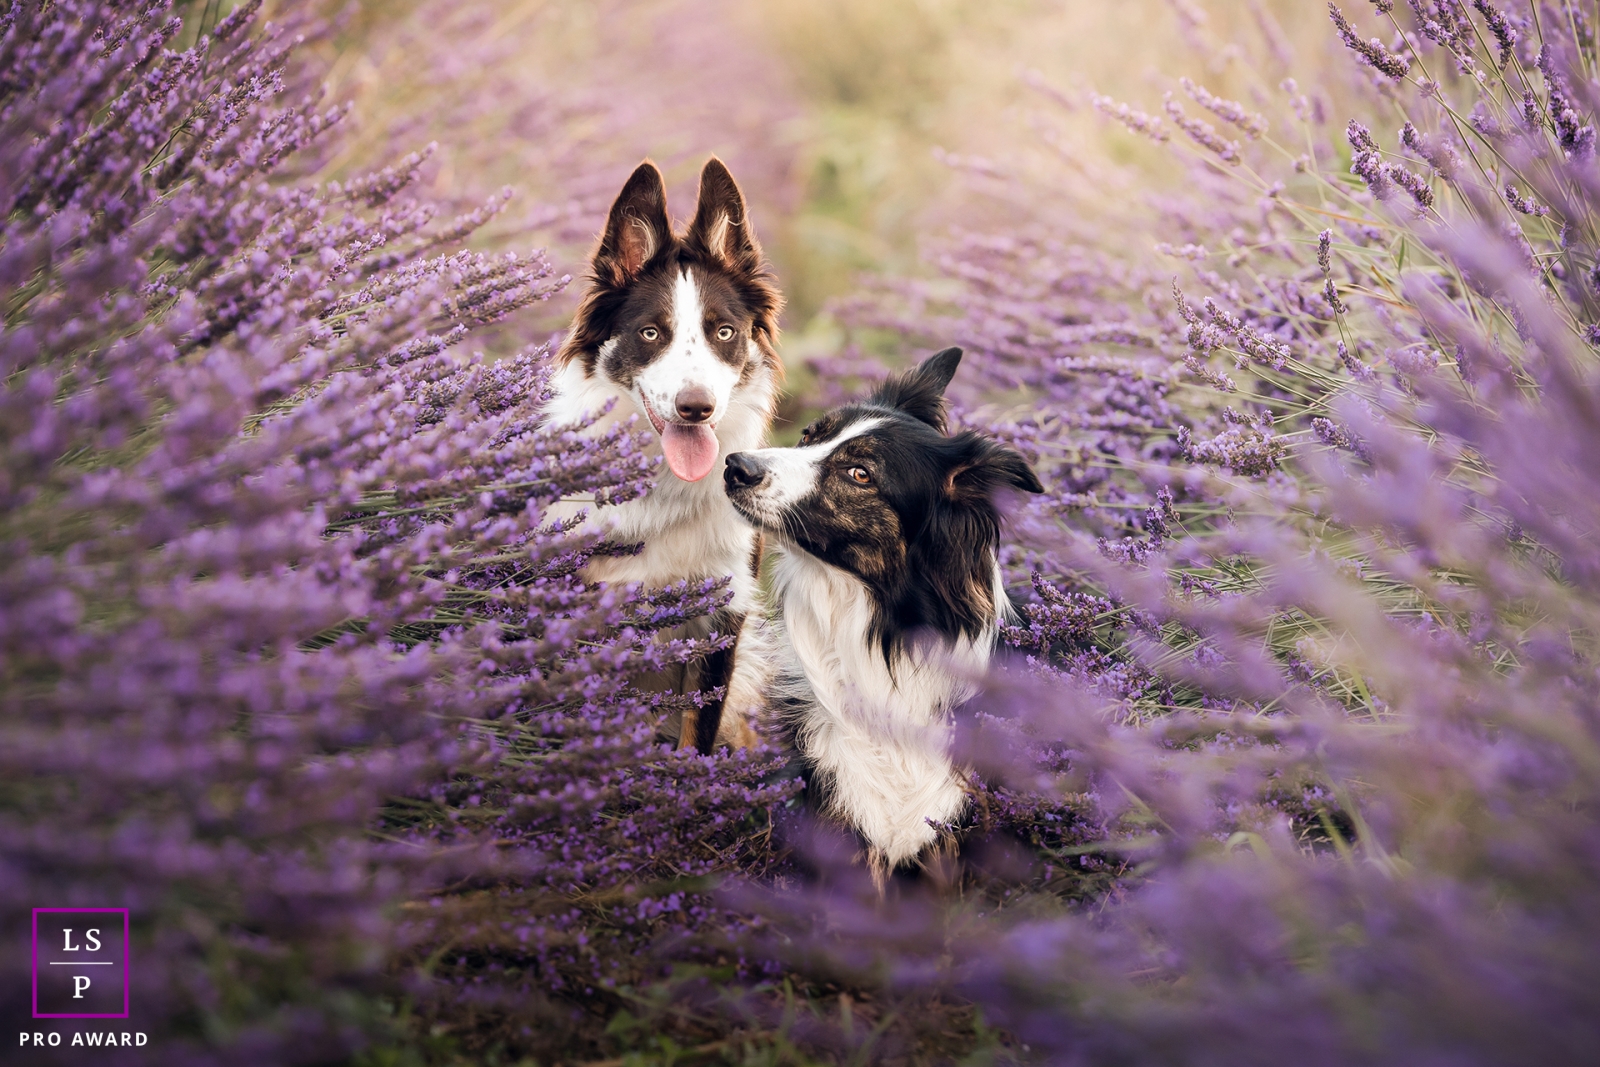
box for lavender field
[5,0,1600,1063]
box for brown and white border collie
[721,348,1043,885]
[543,158,783,752]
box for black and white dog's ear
[594,161,671,286]
[946,434,1044,500]
[986,445,1045,494]
[873,347,963,430]
[686,157,760,268]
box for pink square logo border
[31,907,130,1020]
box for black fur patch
[689,609,745,754]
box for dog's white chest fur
[772,550,993,868]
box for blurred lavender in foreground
[0,2,783,1061]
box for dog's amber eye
[640,326,659,341]
[847,466,872,485]
[799,425,814,445]
[716,325,735,341]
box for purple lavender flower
[1348,120,1394,199]
[1338,340,1379,381]
[1473,0,1517,65]
[1390,164,1435,208]
[1400,120,1462,178]
[1504,183,1549,216]
[1179,77,1268,139]
[1324,277,1349,314]
[1537,44,1597,161]
[1472,98,1507,139]
[1164,93,1243,164]
[1092,92,1172,143]
[1405,0,1472,51]
[1330,3,1412,79]
[1178,408,1286,475]
[1312,415,1372,460]
[1346,121,1431,210]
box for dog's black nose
[675,384,715,423]
[723,451,767,491]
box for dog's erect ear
[872,347,962,430]
[946,436,1045,501]
[986,445,1046,494]
[685,157,759,267]
[594,161,671,286]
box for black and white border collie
[543,158,783,752]
[722,348,1043,883]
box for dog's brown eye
[847,466,872,485]
[640,326,659,341]
[716,324,735,341]
[799,426,813,445]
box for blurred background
[283,0,1350,415]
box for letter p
[72,975,90,999]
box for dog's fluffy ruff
[769,548,1007,869]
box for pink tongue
[661,423,720,482]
